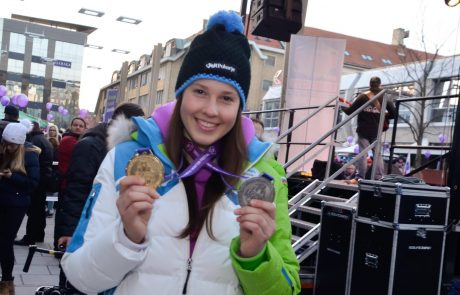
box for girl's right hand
[117,176,159,244]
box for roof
[340,55,460,90]
[11,14,97,34]
[303,27,439,69]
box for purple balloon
[424,150,431,159]
[58,106,65,114]
[17,94,28,108]
[47,113,54,121]
[0,85,6,97]
[438,134,447,144]
[346,135,353,144]
[46,102,53,111]
[0,96,10,107]
[63,109,69,116]
[11,95,18,105]
[79,109,88,118]
[383,142,389,151]
[354,145,360,154]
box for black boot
[13,236,34,246]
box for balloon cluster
[0,85,29,108]
[0,85,89,123]
[45,102,87,122]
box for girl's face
[70,119,86,135]
[180,79,240,149]
[48,127,57,136]
[2,140,19,154]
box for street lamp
[445,0,460,7]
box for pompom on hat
[2,122,28,145]
[175,11,251,110]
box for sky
[1,0,460,111]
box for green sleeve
[230,158,301,295]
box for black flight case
[314,201,356,295]
[349,180,450,295]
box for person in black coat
[55,103,144,291]
[0,122,40,295]
[15,121,54,245]
[0,105,20,138]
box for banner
[103,89,118,122]
[404,153,411,175]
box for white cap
[2,122,28,144]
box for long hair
[165,97,247,239]
[0,144,26,174]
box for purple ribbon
[140,142,246,190]
[174,140,246,190]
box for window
[32,38,48,57]
[262,99,280,128]
[156,90,163,105]
[386,84,416,123]
[381,58,392,65]
[265,55,276,67]
[128,77,138,90]
[140,72,148,86]
[262,80,272,91]
[139,94,149,110]
[31,62,46,77]
[361,54,373,61]
[431,79,459,123]
[7,59,23,73]
[158,66,165,80]
[9,33,26,54]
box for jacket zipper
[182,257,192,294]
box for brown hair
[165,97,247,240]
[0,143,40,174]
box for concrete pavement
[13,213,60,295]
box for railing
[387,94,457,177]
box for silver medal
[238,176,275,206]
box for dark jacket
[56,123,108,237]
[30,130,53,186]
[0,142,41,207]
[343,91,396,141]
[58,131,80,191]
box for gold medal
[126,152,164,189]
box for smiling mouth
[196,119,218,130]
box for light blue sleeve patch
[225,189,239,206]
[66,183,102,253]
[242,167,259,179]
[281,267,294,289]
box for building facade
[0,14,94,124]
[95,21,430,124]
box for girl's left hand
[235,199,276,258]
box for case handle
[364,252,379,269]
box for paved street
[13,214,60,295]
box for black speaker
[250,0,303,42]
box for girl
[47,124,62,142]
[0,122,40,295]
[62,11,300,295]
